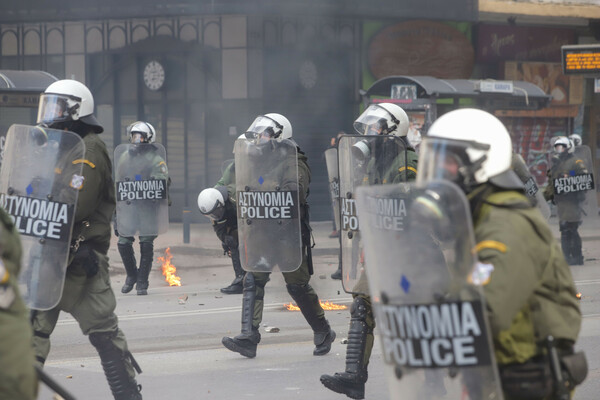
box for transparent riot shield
[114,143,169,237]
[338,134,409,295]
[0,124,85,310]
[234,138,302,272]
[547,144,598,225]
[324,147,340,232]
[355,180,504,400]
[511,153,550,219]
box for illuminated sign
[562,44,600,75]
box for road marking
[55,298,353,326]
[575,279,600,286]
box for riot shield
[547,145,598,225]
[337,134,409,295]
[235,138,302,272]
[324,147,340,232]
[355,180,504,400]
[511,153,550,219]
[0,124,85,310]
[114,143,169,237]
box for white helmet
[197,187,228,221]
[568,134,582,147]
[245,113,292,142]
[127,121,156,144]
[418,108,522,192]
[37,79,103,133]
[553,136,574,154]
[353,103,409,137]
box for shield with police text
[355,180,504,400]
[338,134,409,295]
[547,144,598,225]
[511,153,550,219]
[114,143,169,237]
[325,147,341,232]
[234,138,302,272]
[0,124,85,310]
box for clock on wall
[143,60,165,91]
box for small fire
[576,292,582,300]
[285,300,347,311]
[157,247,181,287]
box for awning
[0,70,57,92]
[363,75,552,110]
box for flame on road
[576,292,582,300]
[285,300,347,311]
[158,247,181,286]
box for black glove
[114,225,119,237]
[72,244,100,278]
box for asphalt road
[35,221,600,400]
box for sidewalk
[107,216,600,272]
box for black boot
[89,330,143,400]
[221,248,245,294]
[118,243,137,294]
[287,283,336,356]
[331,263,342,280]
[222,273,261,358]
[136,242,153,295]
[320,297,371,400]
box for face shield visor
[417,137,489,190]
[245,116,283,144]
[130,132,148,144]
[353,105,391,136]
[37,93,80,126]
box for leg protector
[286,283,336,356]
[320,296,371,400]
[222,273,261,358]
[89,331,142,400]
[117,243,137,294]
[136,242,154,295]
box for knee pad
[351,297,370,321]
[243,272,256,291]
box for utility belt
[499,340,587,400]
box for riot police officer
[221,113,336,358]
[116,121,170,295]
[544,136,587,265]
[321,103,417,400]
[31,79,143,400]
[198,136,245,294]
[418,109,586,399]
[0,206,38,400]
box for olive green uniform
[543,153,587,265]
[31,132,140,386]
[470,184,581,399]
[233,150,325,328]
[0,207,38,400]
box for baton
[546,336,570,400]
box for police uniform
[31,132,142,399]
[470,184,582,399]
[116,144,170,294]
[543,153,587,265]
[321,142,418,399]
[212,161,245,294]
[0,207,38,400]
[222,147,335,358]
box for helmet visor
[417,137,477,185]
[37,93,76,125]
[353,105,391,136]
[245,116,282,143]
